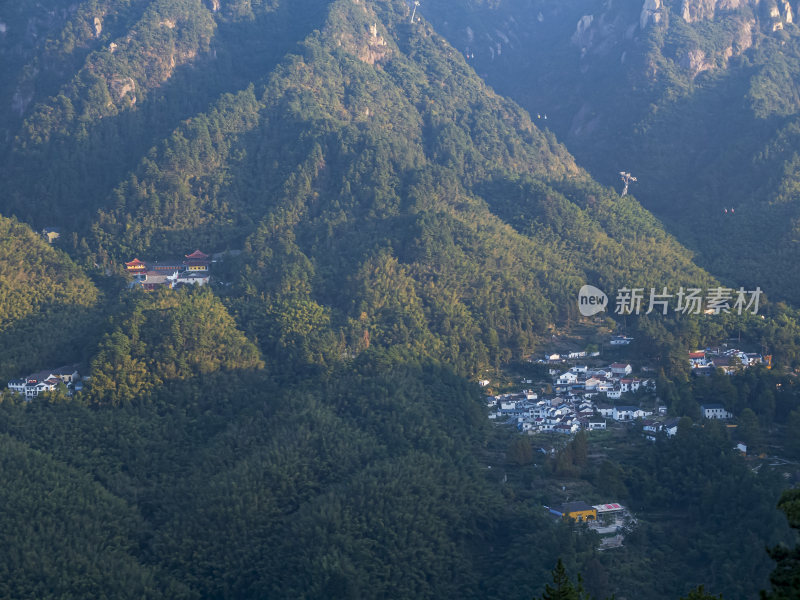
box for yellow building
[548,501,597,522]
[184,249,210,271]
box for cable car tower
[619,171,637,196]
[410,0,420,23]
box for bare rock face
[677,16,752,77]
[110,75,136,105]
[767,0,780,17]
[760,0,794,29]
[340,21,390,66]
[358,22,389,65]
[571,14,594,47]
[333,2,392,67]
[680,0,747,22]
[640,0,663,29]
[93,16,102,38]
[681,47,713,76]
[732,18,754,53]
[568,9,630,59]
[783,0,793,22]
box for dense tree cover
[491,399,797,599]
[1,0,716,376]
[16,342,791,599]
[536,561,725,600]
[0,353,599,599]
[762,488,800,600]
[0,435,192,598]
[681,588,723,600]
[0,214,103,380]
[2,0,332,227]
[2,1,800,598]
[620,297,800,376]
[523,421,793,599]
[536,558,593,600]
[88,287,263,404]
[0,433,191,599]
[605,422,792,599]
[73,0,714,372]
[422,0,800,305]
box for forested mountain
[0,433,191,599]
[0,215,102,380]
[0,0,719,373]
[88,288,264,404]
[421,0,800,303]
[2,355,793,600]
[2,0,800,598]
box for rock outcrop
[358,22,389,65]
[571,15,594,47]
[681,48,714,76]
[110,76,136,105]
[640,0,663,29]
[680,0,748,22]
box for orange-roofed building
[689,350,708,368]
[125,258,147,272]
[184,249,210,272]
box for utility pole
[619,171,637,196]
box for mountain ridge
[421,0,800,302]
[0,0,717,372]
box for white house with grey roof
[700,404,733,420]
[7,366,80,399]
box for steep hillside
[0,355,598,600]
[0,2,799,599]
[0,215,102,379]
[0,433,190,598]
[422,0,800,302]
[3,0,714,372]
[2,0,331,225]
[88,288,264,404]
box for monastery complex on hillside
[125,249,210,290]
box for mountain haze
[422,0,800,302]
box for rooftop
[553,501,595,514]
[593,503,624,513]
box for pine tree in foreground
[538,559,592,600]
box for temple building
[124,258,147,273]
[184,249,210,272]
[125,250,211,290]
